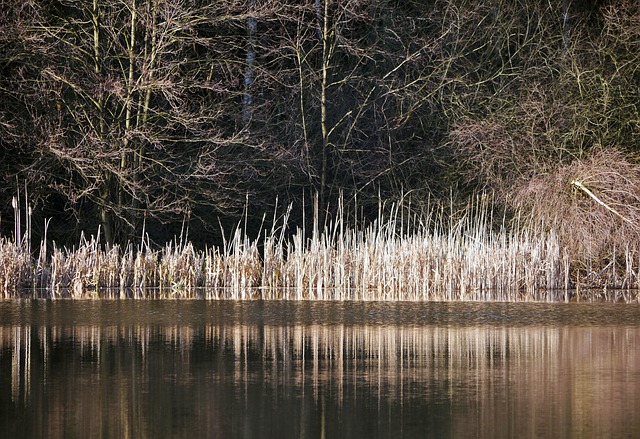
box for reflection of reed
[8,326,31,406]
[3,323,640,404]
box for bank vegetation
[1,193,639,301]
[1,1,640,301]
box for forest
[1,0,639,299]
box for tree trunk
[92,0,114,246]
[319,0,330,210]
[243,0,257,126]
[562,0,571,54]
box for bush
[512,147,640,261]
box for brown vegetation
[512,148,640,257]
[511,148,640,289]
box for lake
[1,300,640,438]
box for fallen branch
[571,180,634,225]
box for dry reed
[0,193,638,301]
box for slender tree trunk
[319,0,330,210]
[562,0,571,55]
[121,0,137,237]
[137,0,156,128]
[123,0,137,177]
[91,0,114,246]
[243,0,257,126]
[295,42,312,182]
[134,0,157,220]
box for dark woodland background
[1,0,638,248]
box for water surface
[1,300,640,438]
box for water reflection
[1,301,640,438]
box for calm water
[1,300,640,438]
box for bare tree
[6,0,273,244]
[3,0,638,249]
[251,1,452,217]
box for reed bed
[1,197,638,301]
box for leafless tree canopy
[1,0,639,252]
